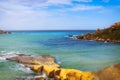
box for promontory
[76,22,120,42]
[0,29,11,34]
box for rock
[6,54,120,80]
[76,22,120,43]
[0,29,11,34]
[7,54,60,68]
[76,35,84,39]
[7,54,98,80]
[7,54,99,80]
[94,63,120,80]
[35,77,45,80]
[26,64,98,80]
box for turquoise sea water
[0,30,120,79]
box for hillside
[76,22,120,42]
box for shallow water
[0,30,120,79]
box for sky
[0,0,120,30]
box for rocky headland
[5,54,120,80]
[76,22,120,42]
[0,29,11,34]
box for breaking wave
[0,51,22,62]
[12,64,34,74]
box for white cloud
[64,5,103,11]
[102,0,109,2]
[73,0,92,2]
[0,0,93,8]
[0,1,53,30]
[4,0,71,6]
[47,0,71,5]
[73,5,102,11]
[0,0,104,30]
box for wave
[0,51,22,62]
[65,35,77,39]
[0,51,34,74]
[12,64,34,74]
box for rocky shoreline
[76,22,120,43]
[0,29,11,34]
[5,54,120,80]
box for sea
[0,30,120,80]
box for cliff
[0,29,11,34]
[76,22,120,42]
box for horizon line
[8,29,96,32]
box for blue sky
[0,0,120,30]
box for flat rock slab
[6,54,60,68]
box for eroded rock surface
[7,54,60,68]
[6,54,120,80]
[26,64,98,80]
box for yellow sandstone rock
[27,64,99,80]
[7,54,120,80]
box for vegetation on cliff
[76,22,120,42]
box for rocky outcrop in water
[76,22,120,42]
[6,54,120,80]
[0,29,11,34]
[7,54,98,80]
[6,54,60,68]
[25,64,98,80]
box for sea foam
[0,51,21,62]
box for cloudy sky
[0,0,120,30]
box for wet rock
[7,54,60,68]
[35,77,45,80]
[76,34,84,39]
